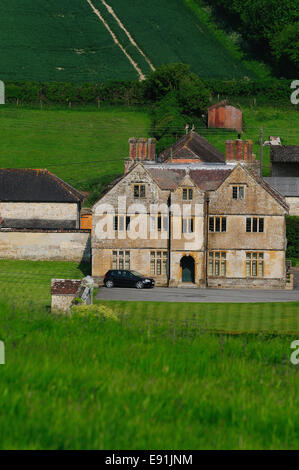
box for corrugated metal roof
[264,177,299,197]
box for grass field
[0,0,257,82]
[0,103,297,200]
[0,105,150,202]
[1,300,299,449]
[0,260,299,449]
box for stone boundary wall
[0,229,91,262]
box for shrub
[71,304,120,321]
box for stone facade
[0,202,80,229]
[92,162,289,289]
[0,230,91,262]
[285,197,299,216]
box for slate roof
[270,146,299,163]
[0,169,84,202]
[159,132,225,163]
[51,279,82,295]
[146,165,233,191]
[264,177,299,197]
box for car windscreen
[130,271,144,277]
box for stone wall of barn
[0,202,79,229]
[0,229,91,262]
[286,197,299,216]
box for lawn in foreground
[0,304,299,449]
[1,260,299,449]
[0,259,88,309]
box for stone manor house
[92,132,289,289]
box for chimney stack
[148,138,156,161]
[235,139,243,161]
[128,138,157,162]
[129,138,138,160]
[225,140,235,160]
[138,138,147,160]
[244,140,253,162]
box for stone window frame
[182,216,195,234]
[113,215,131,232]
[150,213,168,233]
[246,217,264,233]
[246,252,264,277]
[150,251,168,276]
[182,187,193,201]
[209,216,227,232]
[133,183,146,198]
[112,250,130,270]
[208,251,227,277]
[232,185,246,200]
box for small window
[134,184,145,198]
[182,188,193,201]
[113,216,129,231]
[182,217,194,233]
[246,217,264,233]
[209,216,227,232]
[232,186,245,200]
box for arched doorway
[180,256,195,283]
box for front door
[181,256,195,283]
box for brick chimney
[129,138,138,160]
[244,140,253,162]
[235,139,243,161]
[148,138,156,161]
[225,140,235,160]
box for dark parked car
[104,270,155,289]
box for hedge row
[2,78,293,106]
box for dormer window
[134,184,145,198]
[183,188,193,201]
[232,186,245,200]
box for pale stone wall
[51,295,74,313]
[0,202,79,228]
[286,197,299,216]
[0,231,91,262]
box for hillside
[0,104,298,204]
[0,0,256,82]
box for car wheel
[105,280,114,288]
[136,281,144,289]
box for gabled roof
[270,146,299,163]
[0,169,84,202]
[244,168,289,211]
[159,132,225,163]
[264,177,299,197]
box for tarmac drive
[96,286,299,303]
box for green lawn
[1,303,299,449]
[0,260,299,449]
[0,259,88,310]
